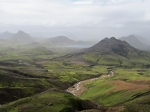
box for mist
[0,0,150,41]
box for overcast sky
[0,0,150,41]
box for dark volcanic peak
[89,37,131,51]
[87,37,138,57]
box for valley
[0,33,150,112]
[1,0,150,111]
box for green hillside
[81,67,150,111]
[0,89,99,112]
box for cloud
[0,0,150,40]
[72,0,93,4]
[144,12,150,21]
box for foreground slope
[80,67,150,111]
[0,89,100,112]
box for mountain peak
[98,37,120,45]
[86,37,135,57]
[17,30,26,34]
[3,31,9,34]
[101,37,117,42]
[10,31,34,43]
[110,37,116,40]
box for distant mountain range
[119,35,150,51]
[1,30,150,51]
[0,30,95,48]
[41,36,95,47]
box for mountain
[134,35,150,45]
[0,89,101,112]
[10,30,34,43]
[85,37,137,57]
[119,35,150,51]
[85,37,150,66]
[87,37,135,55]
[59,37,150,67]
[41,36,76,47]
[0,31,14,39]
[41,36,95,49]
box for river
[66,75,110,97]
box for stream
[66,75,110,97]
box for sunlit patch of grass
[81,67,150,106]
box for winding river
[66,75,110,97]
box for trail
[66,75,110,97]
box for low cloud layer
[0,0,150,40]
